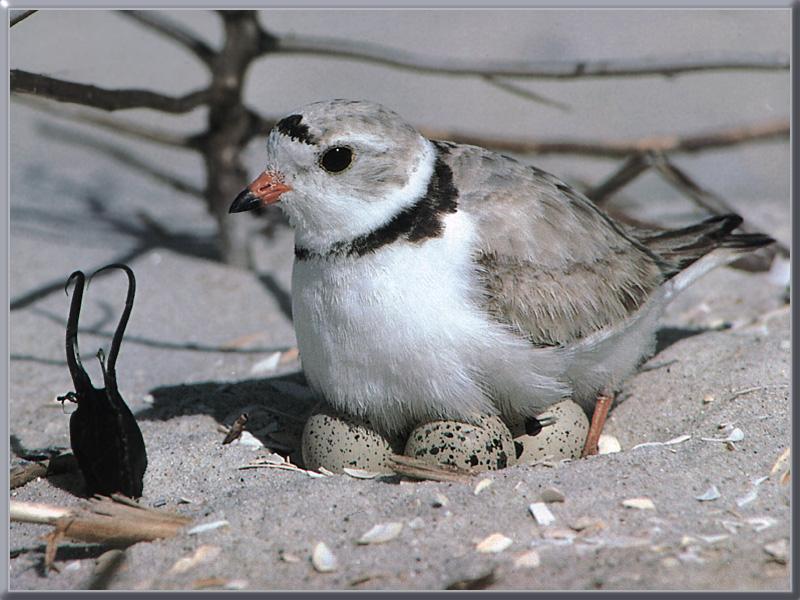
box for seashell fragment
[474,478,493,495]
[701,428,744,443]
[311,542,338,573]
[513,550,541,569]
[475,533,513,553]
[764,539,789,564]
[431,493,450,508]
[695,485,721,502]
[528,502,556,526]
[187,520,230,535]
[343,468,382,479]
[357,522,403,545]
[622,497,655,510]
[598,434,621,454]
[250,352,282,375]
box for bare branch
[10,10,37,27]
[15,95,196,149]
[120,10,215,65]
[263,31,789,79]
[420,118,788,158]
[11,69,210,114]
[482,76,571,112]
[586,153,654,204]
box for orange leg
[581,392,614,457]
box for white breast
[291,210,570,434]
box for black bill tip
[229,188,261,214]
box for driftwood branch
[262,31,789,80]
[11,69,210,114]
[121,11,215,65]
[11,495,191,546]
[420,118,789,158]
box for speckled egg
[301,404,404,474]
[508,399,589,463]
[403,415,516,471]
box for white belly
[290,211,569,434]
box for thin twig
[121,11,215,65]
[15,95,196,149]
[11,69,210,114]
[10,10,37,27]
[482,76,571,112]
[264,31,789,79]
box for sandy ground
[8,9,791,592]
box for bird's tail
[638,214,774,280]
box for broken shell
[475,533,513,553]
[695,485,721,502]
[764,539,789,564]
[357,522,403,545]
[541,527,577,541]
[597,434,621,455]
[301,405,404,474]
[622,497,655,510]
[187,520,230,535]
[509,400,589,464]
[474,478,493,495]
[311,542,337,573]
[431,493,450,508]
[513,549,541,569]
[404,415,515,471]
[528,502,556,526]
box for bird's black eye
[319,146,354,173]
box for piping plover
[230,99,773,451]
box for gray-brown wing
[438,141,667,347]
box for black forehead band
[275,114,317,145]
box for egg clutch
[301,400,589,474]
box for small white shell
[597,434,621,455]
[357,522,403,545]
[311,542,337,573]
[621,497,655,510]
[695,485,721,502]
[513,550,541,569]
[187,520,230,535]
[301,405,403,474]
[528,502,556,526]
[509,400,589,464]
[475,533,513,553]
[404,415,516,471]
[473,478,493,495]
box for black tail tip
[722,232,776,250]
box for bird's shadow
[137,370,316,465]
